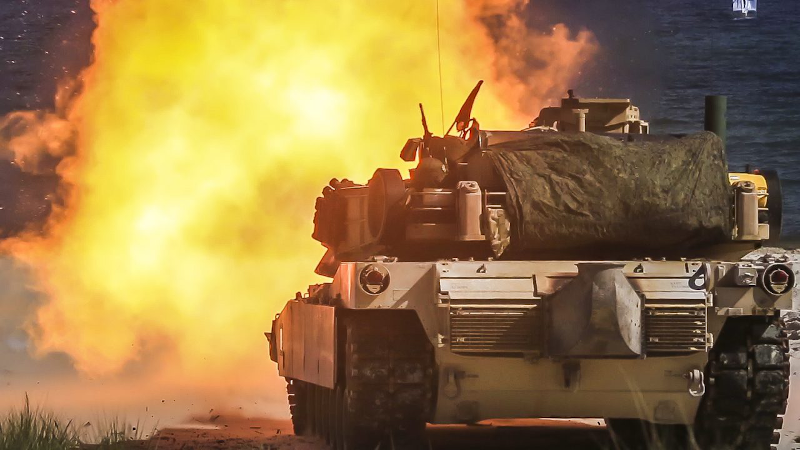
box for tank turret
[312,83,782,275]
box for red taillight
[770,269,790,284]
[359,264,390,295]
[761,264,795,296]
[365,269,385,285]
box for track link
[694,315,789,450]
[609,315,789,450]
[286,313,435,449]
[343,315,436,449]
[286,379,307,435]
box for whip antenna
[436,0,445,134]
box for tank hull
[269,258,792,427]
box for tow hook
[686,369,705,397]
[443,367,462,399]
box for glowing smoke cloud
[1,0,595,406]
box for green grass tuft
[0,395,156,450]
[0,394,80,450]
[83,417,151,449]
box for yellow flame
[5,0,595,395]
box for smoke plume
[1,0,596,414]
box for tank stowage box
[267,86,794,450]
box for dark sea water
[0,0,91,112]
[0,0,798,236]
[651,0,800,238]
[0,0,91,234]
[543,0,800,239]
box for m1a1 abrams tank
[266,82,794,450]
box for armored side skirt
[271,302,336,389]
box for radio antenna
[436,0,445,134]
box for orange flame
[3,0,595,397]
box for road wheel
[341,387,377,450]
[287,380,307,435]
[307,384,317,436]
[327,387,337,447]
[654,424,690,449]
[607,419,689,450]
[607,419,645,450]
[333,386,344,450]
[317,385,329,442]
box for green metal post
[704,95,727,146]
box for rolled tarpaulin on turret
[486,131,733,257]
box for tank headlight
[359,264,390,295]
[760,264,795,296]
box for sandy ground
[118,416,611,450]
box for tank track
[694,315,789,450]
[342,315,436,449]
[286,314,436,449]
[609,316,789,450]
[286,379,307,435]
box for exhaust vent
[644,296,710,353]
[449,304,542,354]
